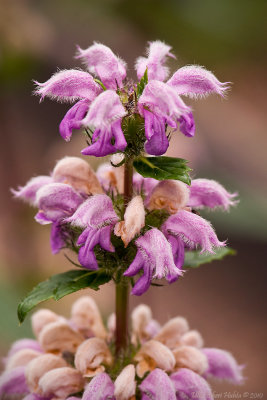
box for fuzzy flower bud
[173,345,208,375]
[38,367,84,399]
[26,354,67,392]
[74,337,112,377]
[38,321,84,354]
[154,317,189,349]
[114,364,136,400]
[148,180,189,214]
[31,308,62,337]
[115,195,145,247]
[181,330,204,348]
[131,304,152,345]
[134,340,175,378]
[70,296,107,339]
[5,349,42,371]
[52,156,103,195]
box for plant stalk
[115,157,133,355]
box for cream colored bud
[71,296,107,339]
[173,345,208,375]
[38,321,83,354]
[134,340,175,378]
[6,349,41,371]
[114,364,136,400]
[97,157,124,193]
[115,196,145,247]
[38,367,84,399]
[131,304,152,345]
[180,330,204,348]
[148,180,189,214]
[74,337,113,377]
[52,156,103,195]
[154,317,189,349]
[107,313,116,341]
[26,354,67,392]
[31,309,61,337]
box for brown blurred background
[0,0,266,395]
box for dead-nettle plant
[2,41,244,400]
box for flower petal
[76,42,127,89]
[188,179,238,211]
[178,111,195,137]
[203,348,245,384]
[11,176,52,206]
[170,368,213,400]
[168,65,230,98]
[139,369,176,400]
[38,367,84,399]
[148,180,189,215]
[82,372,115,400]
[59,99,90,141]
[0,367,29,396]
[34,69,100,102]
[114,364,136,400]
[7,339,42,359]
[143,109,169,155]
[154,317,189,349]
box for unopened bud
[173,345,208,375]
[131,304,152,345]
[154,317,189,349]
[5,349,41,371]
[181,330,204,348]
[148,180,189,214]
[31,308,62,337]
[38,321,83,354]
[114,364,136,400]
[74,337,112,377]
[107,313,116,341]
[52,156,103,195]
[38,367,84,399]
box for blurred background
[0,0,266,394]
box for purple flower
[167,65,230,98]
[133,173,158,203]
[82,372,115,400]
[178,111,195,137]
[203,348,245,384]
[139,368,176,400]
[170,368,213,400]
[11,175,52,206]
[135,40,175,81]
[81,90,127,157]
[143,109,169,155]
[76,42,127,90]
[59,99,90,141]
[188,179,238,211]
[0,366,29,397]
[66,194,119,269]
[124,228,182,295]
[162,210,225,254]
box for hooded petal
[188,179,238,211]
[143,109,169,156]
[136,40,175,81]
[168,65,230,98]
[203,348,245,384]
[50,222,65,254]
[5,349,42,371]
[178,111,195,137]
[139,369,176,400]
[170,368,213,400]
[76,42,126,89]
[59,99,90,141]
[162,210,225,253]
[34,69,100,102]
[131,304,152,345]
[154,317,189,349]
[31,309,62,337]
[7,339,42,359]
[114,364,136,400]
[173,345,208,375]
[82,372,115,400]
[35,183,83,224]
[11,176,52,206]
[38,321,84,353]
[38,367,84,399]
[0,367,28,396]
[133,173,158,201]
[148,180,189,215]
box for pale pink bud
[181,330,204,348]
[38,367,84,399]
[115,196,145,247]
[107,312,116,341]
[173,345,208,375]
[31,308,62,337]
[148,180,189,214]
[5,349,41,371]
[134,340,175,378]
[154,317,189,349]
[26,353,67,392]
[74,337,112,377]
[71,296,107,339]
[38,321,84,354]
[131,304,152,345]
[96,156,124,193]
[114,364,136,400]
[52,156,103,195]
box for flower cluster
[0,296,244,400]
[34,41,229,157]
[13,156,237,296]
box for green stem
[115,158,133,355]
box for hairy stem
[115,157,133,355]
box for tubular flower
[0,297,244,399]
[34,41,227,157]
[65,194,119,269]
[124,228,183,295]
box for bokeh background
[0,0,266,394]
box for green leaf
[183,247,236,268]
[133,156,191,185]
[136,68,148,97]
[18,269,111,323]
